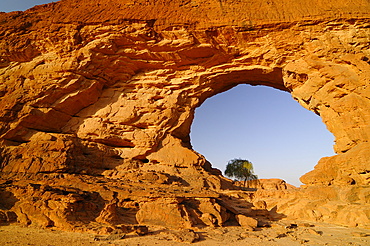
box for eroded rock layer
[1,0,370,231]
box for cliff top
[1,0,370,31]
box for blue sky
[0,0,54,12]
[2,1,336,186]
[191,85,335,186]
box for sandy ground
[1,220,370,246]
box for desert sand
[1,220,370,246]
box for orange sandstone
[0,0,370,232]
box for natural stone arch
[1,16,370,186]
[1,0,370,229]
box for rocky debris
[0,0,369,235]
[296,222,315,228]
[131,225,149,236]
[235,215,258,229]
[284,223,298,230]
[2,222,370,246]
[303,228,323,236]
[247,222,323,243]
[352,232,370,237]
[160,229,200,243]
[0,175,269,232]
[94,233,126,241]
[200,222,328,244]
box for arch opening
[190,84,335,187]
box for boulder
[236,215,258,229]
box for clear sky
[2,1,336,187]
[0,0,55,12]
[191,85,335,187]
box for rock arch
[2,19,368,186]
[0,0,370,228]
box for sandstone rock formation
[1,0,370,232]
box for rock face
[0,0,370,231]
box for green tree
[224,158,258,187]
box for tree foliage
[224,158,258,186]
